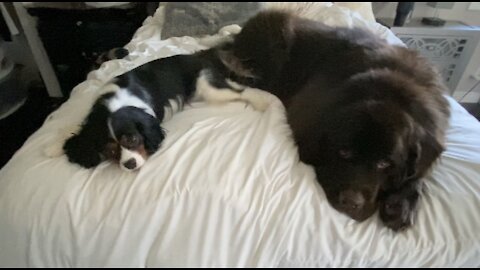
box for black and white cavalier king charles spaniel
[61,37,269,172]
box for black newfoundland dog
[218,11,450,231]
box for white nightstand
[378,18,480,96]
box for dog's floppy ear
[406,127,444,181]
[63,101,111,168]
[136,113,165,155]
[63,132,102,168]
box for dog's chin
[324,189,378,222]
[337,206,376,222]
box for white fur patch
[119,147,146,171]
[226,79,246,91]
[107,118,117,141]
[195,71,272,112]
[163,97,182,121]
[195,72,242,104]
[105,88,156,117]
[240,88,272,112]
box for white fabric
[1,4,480,267]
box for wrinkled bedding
[1,4,479,267]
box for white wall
[375,2,480,103]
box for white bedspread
[1,4,479,267]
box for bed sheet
[1,4,479,267]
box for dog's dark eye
[339,149,353,159]
[103,141,120,160]
[376,160,390,170]
[121,135,139,147]
[127,136,139,145]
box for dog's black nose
[123,158,137,170]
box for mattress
[1,4,479,267]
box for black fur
[109,107,165,155]
[219,11,450,230]
[64,43,237,170]
[63,93,114,168]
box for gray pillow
[161,2,261,39]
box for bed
[1,3,480,267]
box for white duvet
[1,4,480,267]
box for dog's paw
[68,153,101,169]
[241,88,272,112]
[379,194,414,231]
[44,126,81,158]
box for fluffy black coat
[64,48,236,170]
[219,11,450,231]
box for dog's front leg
[378,178,423,231]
